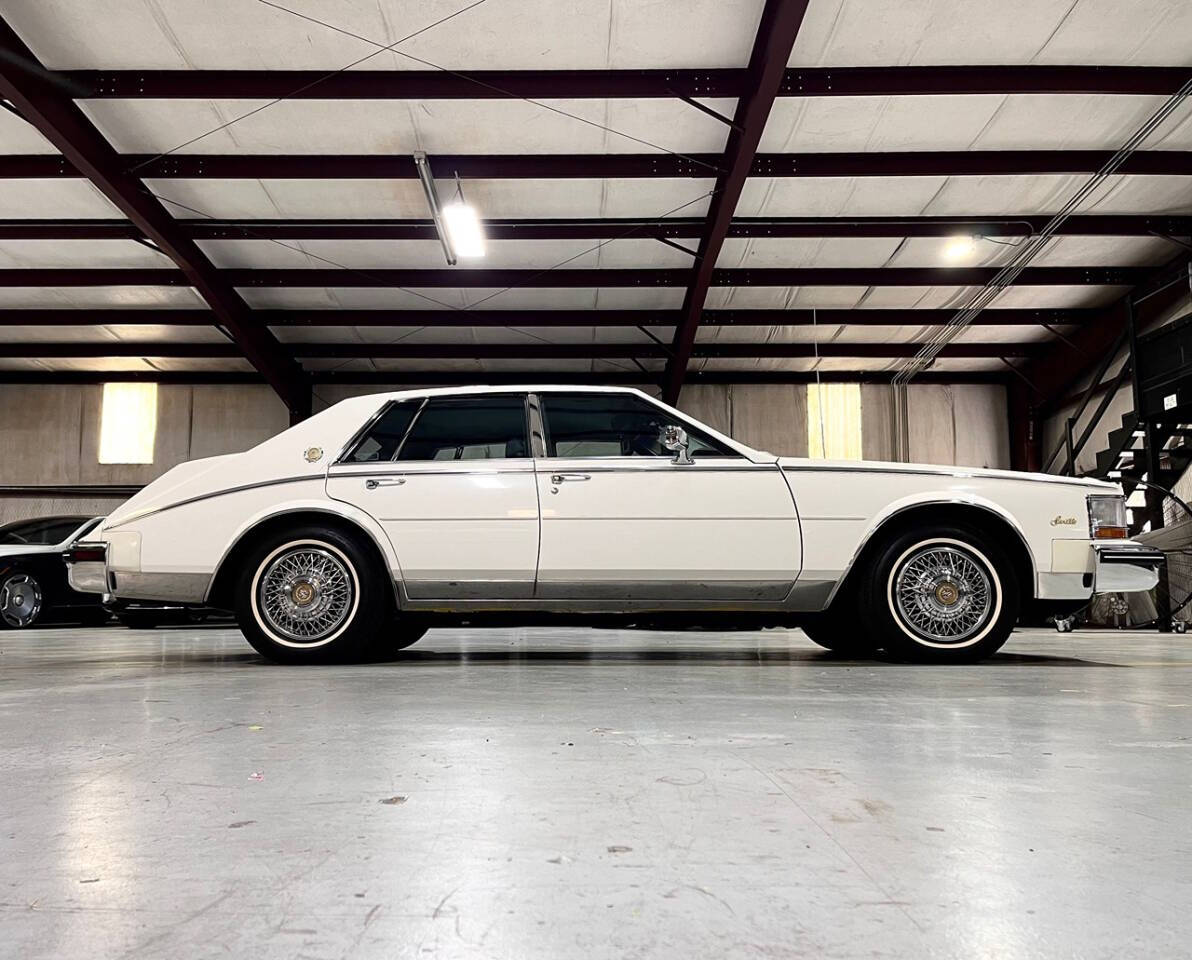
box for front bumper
[1093,542,1165,593]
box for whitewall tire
[859,525,1019,663]
[234,524,389,664]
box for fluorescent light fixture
[942,235,978,261]
[441,200,486,258]
[98,382,157,464]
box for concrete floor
[1,626,1190,960]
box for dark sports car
[0,515,107,629]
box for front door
[327,393,539,599]
[533,391,801,601]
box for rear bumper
[64,542,108,594]
[65,541,210,603]
[1094,542,1164,593]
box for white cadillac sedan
[68,386,1162,664]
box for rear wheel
[234,524,391,664]
[0,572,43,629]
[859,525,1019,663]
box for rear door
[533,391,801,601]
[327,393,540,600]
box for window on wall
[98,382,158,464]
[807,382,862,460]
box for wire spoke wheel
[1,574,43,628]
[255,546,355,645]
[891,545,993,644]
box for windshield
[0,516,92,546]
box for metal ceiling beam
[0,266,1150,287]
[58,65,1192,99]
[3,215,1189,241]
[0,369,1009,386]
[6,150,1191,179]
[0,307,1095,327]
[8,341,1041,360]
[0,263,1144,286]
[0,17,310,419]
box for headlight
[1087,494,1128,540]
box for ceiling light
[441,199,486,258]
[942,235,979,261]
[413,152,486,264]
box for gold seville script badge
[304,446,323,463]
[1050,515,1077,526]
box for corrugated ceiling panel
[0,286,206,308]
[0,239,173,268]
[0,180,122,218]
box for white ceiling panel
[989,284,1126,309]
[82,98,735,155]
[0,109,57,154]
[147,177,715,220]
[0,180,123,218]
[6,0,764,70]
[697,324,942,344]
[0,323,225,344]
[705,286,867,309]
[0,239,173,268]
[197,238,691,270]
[239,286,467,310]
[0,286,206,308]
[790,0,1192,67]
[735,176,949,218]
[592,288,685,310]
[104,324,231,343]
[761,94,1192,154]
[141,357,257,372]
[718,236,904,268]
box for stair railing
[1042,324,1131,475]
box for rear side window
[342,400,420,463]
[397,395,529,461]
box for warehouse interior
[1,0,1191,957]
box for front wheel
[0,572,43,629]
[234,524,391,664]
[858,526,1019,663]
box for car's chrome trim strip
[328,465,536,478]
[105,475,319,528]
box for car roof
[365,384,650,403]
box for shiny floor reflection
[2,625,1190,959]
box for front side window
[397,395,529,462]
[343,400,421,463]
[540,392,737,459]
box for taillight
[66,544,106,563]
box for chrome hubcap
[1,574,43,628]
[257,547,354,644]
[893,546,992,644]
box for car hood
[776,457,1119,491]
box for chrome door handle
[364,477,406,489]
[550,473,591,484]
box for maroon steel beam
[8,341,1042,359]
[59,65,1192,99]
[665,0,817,403]
[2,214,1188,242]
[0,266,1150,287]
[0,369,1009,386]
[0,17,309,418]
[0,306,1095,327]
[6,151,1191,179]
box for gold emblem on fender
[1050,515,1077,526]
[304,446,324,463]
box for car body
[67,386,1163,663]
[1,515,106,628]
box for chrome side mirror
[662,425,694,465]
